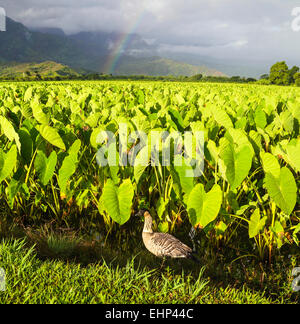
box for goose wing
[149,233,193,259]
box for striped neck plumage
[143,212,153,233]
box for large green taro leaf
[261,153,297,215]
[187,184,222,228]
[218,138,253,189]
[102,179,134,225]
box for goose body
[140,210,199,262]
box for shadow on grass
[0,221,299,304]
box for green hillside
[114,56,226,77]
[0,61,80,79]
[0,18,226,77]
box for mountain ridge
[114,55,226,77]
[0,17,226,77]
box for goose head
[136,209,153,233]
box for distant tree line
[2,61,300,87]
[78,73,257,83]
[0,71,258,83]
[258,61,300,86]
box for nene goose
[137,209,200,265]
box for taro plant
[0,81,298,263]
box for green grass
[0,238,297,304]
[46,233,81,257]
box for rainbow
[103,11,146,75]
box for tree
[230,76,242,82]
[260,74,269,80]
[246,78,257,82]
[269,61,290,85]
[294,72,300,87]
[190,74,203,81]
[288,66,300,84]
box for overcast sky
[1,0,300,65]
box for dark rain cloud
[1,0,300,63]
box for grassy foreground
[0,238,297,304]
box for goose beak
[135,210,143,217]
